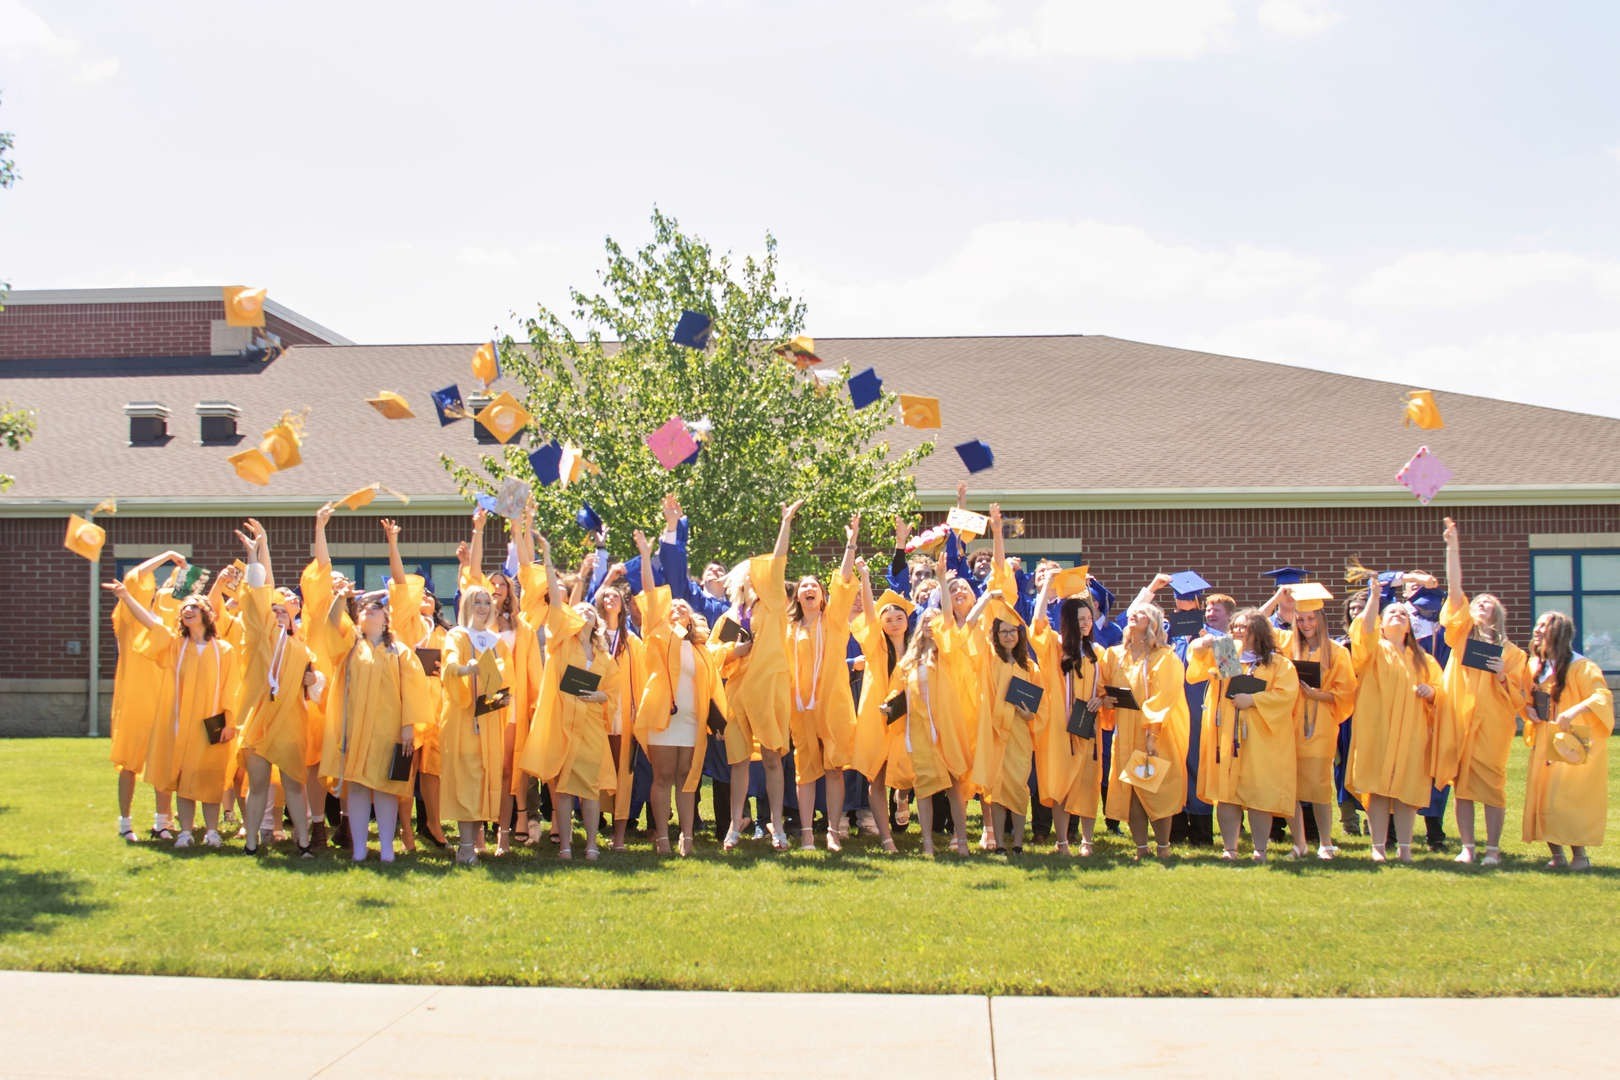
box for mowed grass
[1,738,1616,996]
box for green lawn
[1,738,1615,996]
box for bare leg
[118,769,137,819]
[762,750,786,841]
[375,793,399,863]
[244,753,273,849]
[1483,804,1505,857]
[918,796,936,855]
[825,769,846,851]
[1053,807,1071,853]
[1151,815,1172,853]
[345,786,373,862]
[650,746,677,854]
[177,796,197,834]
[456,820,479,864]
[673,747,696,854]
[795,779,818,849]
[1570,845,1590,870]
[727,762,750,845]
[497,724,517,854]
[420,772,447,844]
[1010,811,1026,851]
[609,735,628,850]
[872,767,896,852]
[1456,797,1477,860]
[282,777,310,848]
[1367,795,1391,861]
[1312,801,1336,856]
[1217,802,1243,857]
[1393,802,1416,860]
[1127,794,1150,856]
[555,794,574,857]
[947,786,969,854]
[1546,842,1567,868]
[1247,809,1273,860]
[201,801,221,837]
[582,797,601,857]
[395,794,416,854]
[155,788,174,829]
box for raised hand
[314,502,336,528]
[380,518,402,542]
[1442,516,1458,546]
[781,499,804,522]
[633,529,652,556]
[845,512,861,547]
[893,516,912,548]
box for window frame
[1529,546,1620,676]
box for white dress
[648,640,699,748]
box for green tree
[442,209,933,573]
[1,94,35,493]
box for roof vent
[123,402,171,446]
[196,401,242,444]
[466,392,496,444]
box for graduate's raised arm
[312,500,336,570]
[102,578,165,633]
[887,516,912,596]
[382,518,407,587]
[935,549,956,630]
[634,529,656,595]
[858,557,876,623]
[539,533,564,611]
[841,513,861,581]
[774,498,803,560]
[1133,573,1172,613]
[989,502,1006,567]
[1443,517,1466,611]
[467,507,488,577]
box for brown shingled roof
[2,335,1617,510]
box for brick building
[3,288,1618,734]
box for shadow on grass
[0,853,103,939]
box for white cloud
[972,0,1239,60]
[937,0,1000,23]
[0,0,119,83]
[1255,0,1343,38]
[1351,250,1620,310]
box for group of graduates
[103,485,1612,870]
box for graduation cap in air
[528,440,564,486]
[1263,567,1310,587]
[1049,565,1090,600]
[63,514,106,561]
[228,447,275,486]
[471,341,500,388]
[474,492,500,515]
[575,503,604,534]
[222,286,267,328]
[777,335,821,369]
[1404,390,1443,430]
[339,483,409,511]
[1169,571,1210,600]
[367,391,414,420]
[898,394,941,429]
[847,367,883,410]
[257,412,304,472]
[1397,446,1453,505]
[474,392,532,445]
[646,417,699,470]
[672,310,713,350]
[1408,585,1445,620]
[432,385,469,426]
[954,440,994,474]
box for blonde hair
[457,584,493,628]
[724,559,756,612]
[1470,593,1508,645]
[1126,600,1168,651]
[895,616,939,679]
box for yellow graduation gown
[972,649,1039,813]
[722,554,792,755]
[787,572,858,785]
[601,621,645,818]
[235,584,316,782]
[1028,616,1103,818]
[1522,657,1612,847]
[1433,600,1530,808]
[634,585,726,795]
[298,560,339,772]
[898,639,973,801]
[139,626,238,804]
[1275,629,1358,804]
[314,616,430,799]
[109,567,163,774]
[1187,647,1300,817]
[387,575,446,778]
[510,564,552,798]
[518,604,620,800]
[437,627,509,822]
[850,616,913,788]
[1346,602,1445,808]
[1098,643,1189,821]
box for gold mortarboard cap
[367,391,414,420]
[63,514,106,560]
[474,391,532,445]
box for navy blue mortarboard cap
[955,439,994,474]
[475,493,499,514]
[1169,571,1210,599]
[672,311,713,350]
[1409,586,1444,619]
[528,440,563,486]
[431,384,466,427]
[575,503,604,534]
[1087,575,1114,616]
[847,367,883,410]
[1263,567,1310,586]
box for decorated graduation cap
[528,440,564,486]
[63,514,106,561]
[575,503,604,534]
[1169,570,1210,600]
[846,367,884,410]
[1287,582,1334,612]
[898,393,941,430]
[222,285,267,328]
[367,391,414,420]
[873,588,916,616]
[777,335,821,369]
[431,384,468,426]
[646,416,699,470]
[1404,390,1443,430]
[473,391,532,445]
[1263,567,1310,587]
[559,443,599,489]
[1553,727,1592,765]
[474,492,500,515]
[258,411,305,471]
[1397,445,1453,505]
[1049,565,1091,600]
[339,483,409,511]
[471,341,500,388]
[672,310,713,350]
[955,439,994,474]
[92,497,117,515]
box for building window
[1530,549,1620,674]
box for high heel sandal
[1156,843,1172,860]
[297,841,315,860]
[1077,841,1094,857]
[880,838,898,854]
[1132,844,1149,862]
[826,830,843,853]
[723,827,742,852]
[557,843,573,861]
[655,835,672,856]
[770,827,791,852]
[584,845,599,862]
[678,835,694,857]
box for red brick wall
[0,301,334,360]
[5,504,1617,684]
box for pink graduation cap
[1396,445,1453,505]
[647,416,700,470]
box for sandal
[951,838,970,857]
[1156,843,1172,860]
[655,836,672,856]
[770,828,791,852]
[119,827,139,843]
[723,827,742,852]
[1077,841,1094,857]
[558,843,573,861]
[584,845,599,862]
[678,835,694,858]
[150,826,175,842]
[880,838,898,854]
[1054,841,1071,855]
[826,830,843,853]
[1132,844,1149,862]
[800,829,816,851]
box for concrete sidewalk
[3,970,1614,1078]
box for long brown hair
[1234,607,1277,666]
[1533,611,1576,703]
[174,598,217,642]
[991,617,1033,670]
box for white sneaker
[174,831,195,849]
[202,829,222,849]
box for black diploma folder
[387,744,414,782]
[202,711,227,745]
[880,692,908,725]
[1066,700,1097,740]
[414,647,442,677]
[1104,685,1139,711]
[1005,675,1044,713]
[1461,638,1503,673]
[559,665,602,698]
[1225,674,1267,699]
[1293,660,1322,689]
[715,618,752,645]
[1167,609,1205,638]
[473,688,511,716]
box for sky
[3,0,1620,418]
